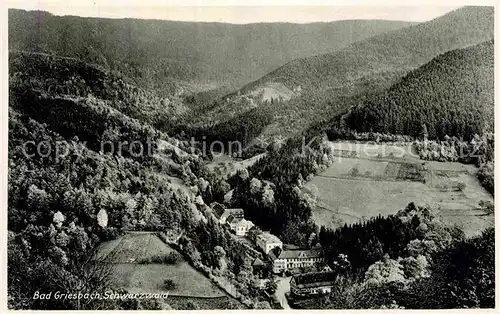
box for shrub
[138,251,182,264]
[163,279,178,291]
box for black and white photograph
[3,1,496,310]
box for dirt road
[275,276,292,309]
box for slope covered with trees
[9,9,414,94]
[240,6,493,95]
[297,204,494,309]
[8,7,496,310]
[7,52,270,310]
[343,40,494,140]
[232,6,493,139]
[10,51,190,132]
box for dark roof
[284,244,301,250]
[292,271,337,286]
[227,208,244,216]
[276,249,323,260]
[269,250,279,261]
[210,202,226,219]
[226,215,239,224]
[220,208,245,221]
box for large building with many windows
[290,271,337,297]
[271,249,323,273]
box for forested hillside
[343,40,494,140]
[231,6,493,139]
[311,204,495,309]
[7,6,496,310]
[7,52,268,309]
[9,9,414,95]
[10,51,190,131]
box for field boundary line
[314,174,423,183]
[314,205,363,219]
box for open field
[96,231,176,263]
[320,157,425,182]
[97,232,226,298]
[329,141,420,161]
[109,263,224,297]
[166,295,242,310]
[304,141,493,237]
[249,82,296,102]
[206,153,266,177]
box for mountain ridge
[238,6,494,95]
[9,8,416,95]
[341,40,494,140]
[228,6,493,140]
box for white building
[272,249,324,274]
[256,232,283,254]
[227,216,254,236]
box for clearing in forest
[304,141,493,237]
[97,232,226,298]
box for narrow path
[275,276,291,309]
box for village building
[320,265,333,272]
[211,202,226,219]
[255,232,283,254]
[210,202,245,224]
[252,257,265,277]
[222,208,244,223]
[271,249,323,273]
[290,271,337,297]
[227,215,254,236]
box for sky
[4,1,467,24]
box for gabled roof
[227,208,244,216]
[321,265,333,272]
[253,257,264,267]
[228,217,254,229]
[269,250,279,261]
[210,202,226,219]
[292,271,337,286]
[276,249,323,260]
[226,214,239,224]
[220,208,245,221]
[256,232,282,244]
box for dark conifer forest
[343,41,494,140]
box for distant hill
[9,51,189,131]
[231,6,494,139]
[8,9,415,95]
[239,6,493,96]
[342,40,494,140]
